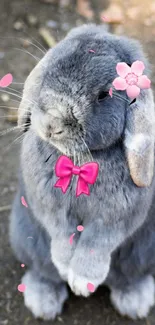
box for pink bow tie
[54,155,99,197]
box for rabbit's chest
[66,153,132,220]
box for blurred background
[0,1,155,325]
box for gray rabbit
[10,24,155,320]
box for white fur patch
[68,268,92,297]
[68,268,108,297]
[125,132,151,154]
[52,256,69,281]
[110,275,155,319]
[22,271,68,320]
[68,258,110,297]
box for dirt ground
[0,1,155,325]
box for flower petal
[131,61,145,76]
[116,62,131,78]
[137,75,151,89]
[109,87,113,97]
[112,77,127,90]
[126,85,140,98]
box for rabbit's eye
[129,98,136,105]
[97,91,108,102]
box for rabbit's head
[18,24,155,187]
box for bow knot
[54,155,99,197]
[72,166,80,175]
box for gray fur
[9,24,155,320]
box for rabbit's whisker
[0,89,37,107]
[0,106,18,110]
[0,106,31,113]
[81,137,93,162]
[0,36,46,55]
[11,82,25,85]
[13,48,40,62]
[6,99,21,105]
[7,87,24,95]
[22,31,47,52]
[2,132,25,155]
[0,123,29,136]
[0,115,18,119]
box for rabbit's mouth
[48,137,88,158]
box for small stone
[100,4,124,24]
[0,320,8,325]
[6,292,11,299]
[0,52,5,59]
[46,20,58,29]
[26,14,38,27]
[57,316,64,322]
[1,94,10,102]
[76,19,83,27]
[151,3,155,13]
[60,0,70,8]
[61,22,70,31]
[126,7,141,20]
[144,17,154,26]
[1,187,9,195]
[40,0,57,3]
[9,185,16,192]
[20,38,31,48]
[77,0,94,20]
[113,25,124,35]
[73,320,78,325]
[13,20,25,31]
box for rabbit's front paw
[52,256,69,281]
[22,271,68,320]
[111,275,155,319]
[68,269,96,296]
[68,255,111,296]
[51,235,77,281]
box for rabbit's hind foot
[21,270,68,320]
[110,275,155,319]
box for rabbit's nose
[47,124,64,138]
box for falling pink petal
[137,75,151,89]
[126,85,140,98]
[21,264,25,268]
[131,60,145,76]
[0,73,13,87]
[69,233,75,245]
[77,225,84,232]
[112,77,127,90]
[116,62,131,78]
[101,15,109,22]
[89,49,96,53]
[18,284,26,292]
[109,87,113,97]
[21,196,28,208]
[87,282,95,292]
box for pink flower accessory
[112,61,151,99]
[54,155,99,197]
[109,87,113,97]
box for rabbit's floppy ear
[18,59,45,131]
[124,89,155,187]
